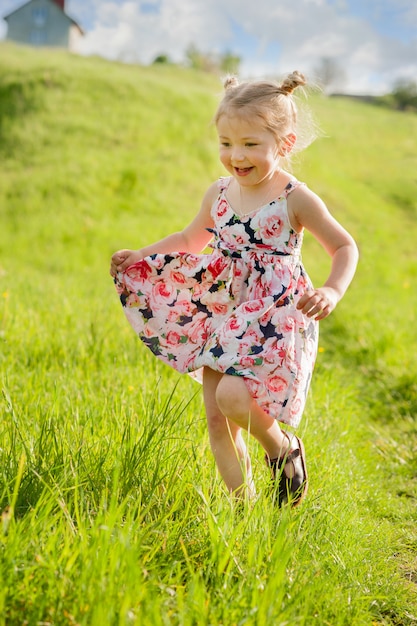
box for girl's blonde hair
[214,71,317,158]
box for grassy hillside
[0,42,416,625]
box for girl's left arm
[289,187,359,320]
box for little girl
[110,71,358,506]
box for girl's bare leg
[203,368,254,497]
[214,373,291,461]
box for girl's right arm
[110,182,219,276]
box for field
[0,42,417,625]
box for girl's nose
[231,147,245,162]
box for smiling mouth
[234,166,253,176]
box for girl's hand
[110,249,144,277]
[296,287,339,321]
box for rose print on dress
[115,177,318,428]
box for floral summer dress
[114,177,318,428]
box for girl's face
[216,112,281,187]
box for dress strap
[283,179,306,198]
[217,176,232,193]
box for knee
[215,375,250,422]
[206,410,230,440]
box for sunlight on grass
[0,42,416,625]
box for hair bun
[223,75,239,90]
[280,71,306,95]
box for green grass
[1,41,417,625]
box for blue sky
[1,0,416,94]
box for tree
[391,78,417,111]
[153,54,171,65]
[185,44,217,72]
[314,57,346,94]
[220,51,240,76]
[185,44,241,76]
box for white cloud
[71,0,416,93]
[74,0,233,63]
[1,0,416,94]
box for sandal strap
[283,448,301,465]
[267,447,300,470]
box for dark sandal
[265,432,308,507]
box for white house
[4,0,83,51]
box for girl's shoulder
[286,179,330,232]
[287,180,322,205]
[201,180,223,207]
[287,181,332,232]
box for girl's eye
[246,143,257,147]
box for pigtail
[279,71,307,95]
[223,75,239,91]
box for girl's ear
[279,133,296,155]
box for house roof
[3,0,84,34]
